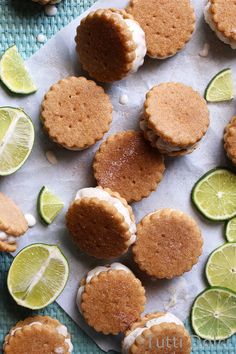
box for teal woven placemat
[0,1,236,353]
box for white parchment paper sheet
[0,0,236,352]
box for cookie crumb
[119,94,129,105]
[45,4,57,16]
[37,34,47,43]
[45,150,58,165]
[25,214,36,227]
[199,43,210,57]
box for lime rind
[0,46,37,95]
[191,287,236,340]
[192,167,236,222]
[204,68,234,103]
[225,217,236,242]
[38,186,64,225]
[7,243,69,310]
[206,243,236,293]
[0,106,35,176]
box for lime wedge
[206,243,236,293]
[0,107,34,176]
[7,244,69,309]
[225,217,236,242]
[204,68,234,103]
[38,186,64,225]
[0,45,37,94]
[192,287,236,340]
[192,168,236,221]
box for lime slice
[225,217,236,242]
[38,186,64,225]
[0,107,34,176]
[206,243,236,293]
[204,68,234,102]
[0,45,37,94]
[192,287,236,340]
[192,168,236,221]
[7,244,69,309]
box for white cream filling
[76,263,132,314]
[122,313,184,354]
[0,231,17,244]
[75,188,136,245]
[115,14,147,73]
[204,2,236,49]
[140,119,195,153]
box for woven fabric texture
[0,0,236,353]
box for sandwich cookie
[123,312,191,354]
[77,263,146,334]
[224,116,236,165]
[133,209,203,279]
[41,76,112,150]
[0,193,28,253]
[141,83,210,156]
[127,0,195,59]
[204,0,236,49]
[3,315,73,354]
[75,9,147,82]
[66,187,136,259]
[93,131,165,203]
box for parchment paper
[0,0,235,352]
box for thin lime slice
[7,244,69,309]
[206,243,236,293]
[192,168,236,221]
[38,186,64,225]
[0,45,37,94]
[0,106,34,176]
[225,217,236,242]
[192,287,236,340]
[205,68,234,102]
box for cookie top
[66,187,136,259]
[4,315,73,354]
[41,76,112,150]
[79,265,146,334]
[208,0,236,41]
[0,193,28,252]
[123,312,191,354]
[75,9,138,82]
[127,0,195,58]
[93,131,165,203]
[133,209,203,279]
[144,83,210,147]
[224,116,236,165]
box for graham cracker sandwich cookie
[141,83,210,156]
[66,187,136,259]
[77,263,146,334]
[41,76,112,150]
[133,209,203,279]
[127,0,195,59]
[122,312,191,354]
[204,0,236,49]
[75,9,147,82]
[224,116,236,165]
[0,193,28,253]
[93,131,165,203]
[3,315,73,354]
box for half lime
[205,68,234,103]
[38,186,64,225]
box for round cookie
[141,83,210,156]
[66,187,136,259]
[77,263,146,334]
[204,0,236,49]
[93,131,165,203]
[123,312,191,354]
[0,193,28,253]
[41,76,112,150]
[133,209,203,279]
[224,116,236,165]
[127,0,195,59]
[75,9,147,82]
[3,315,73,354]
